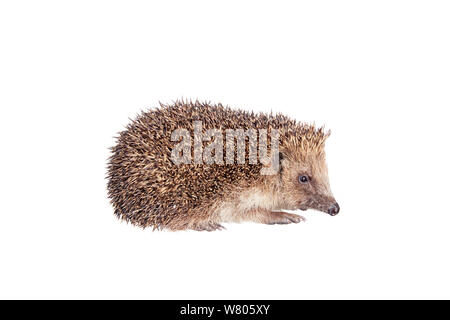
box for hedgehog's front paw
[267,212,306,225]
[193,222,226,232]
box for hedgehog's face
[279,150,339,216]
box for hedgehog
[107,100,339,231]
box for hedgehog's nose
[328,203,340,216]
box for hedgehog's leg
[192,221,226,232]
[247,209,305,225]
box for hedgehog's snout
[327,202,340,216]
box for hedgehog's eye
[298,175,309,184]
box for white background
[1,1,449,299]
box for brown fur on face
[277,145,338,214]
